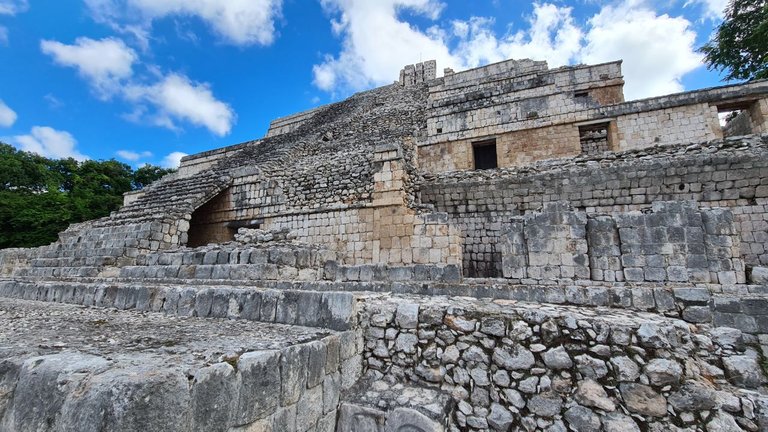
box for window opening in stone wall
[472,139,497,170]
[717,101,757,137]
[578,123,610,155]
[574,91,589,99]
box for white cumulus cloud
[85,0,283,46]
[313,0,456,91]
[451,4,583,69]
[41,35,235,135]
[161,151,187,168]
[116,149,152,161]
[686,0,729,19]
[313,0,705,100]
[0,0,27,15]
[0,99,16,127]
[40,37,137,99]
[124,73,236,136]
[10,126,88,160]
[579,1,703,100]
[0,26,8,45]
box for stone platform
[0,298,358,432]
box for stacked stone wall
[419,81,768,173]
[267,207,461,266]
[187,147,462,267]
[615,102,722,150]
[503,203,591,281]
[499,202,745,285]
[420,136,768,276]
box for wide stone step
[0,280,360,331]
[0,297,359,432]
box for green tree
[132,164,174,189]
[700,0,768,81]
[68,159,134,221]
[0,143,56,192]
[0,143,176,248]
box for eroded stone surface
[0,298,346,432]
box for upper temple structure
[2,58,768,432]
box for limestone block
[385,407,443,432]
[58,362,192,432]
[190,362,238,431]
[336,403,386,432]
[296,384,323,432]
[280,345,309,405]
[235,351,281,425]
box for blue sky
[0,0,732,168]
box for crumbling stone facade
[2,57,768,432]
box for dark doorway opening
[473,139,498,170]
[186,188,235,247]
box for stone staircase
[98,169,231,226]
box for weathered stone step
[139,244,335,268]
[0,279,360,331]
[120,263,326,282]
[13,266,103,278]
[0,297,359,432]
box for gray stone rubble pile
[235,227,299,243]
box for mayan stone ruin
[2,57,768,432]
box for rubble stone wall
[361,296,768,432]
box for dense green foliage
[0,143,174,248]
[700,0,768,81]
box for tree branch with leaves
[700,0,768,81]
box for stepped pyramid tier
[2,57,768,431]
